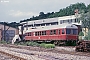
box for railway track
[0,44,90,60]
[0,50,26,60]
[0,45,67,60]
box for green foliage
[0,22,19,29]
[40,43,46,47]
[84,30,90,40]
[84,35,88,40]
[15,41,26,45]
[15,41,55,48]
[87,4,90,11]
[65,41,76,46]
[26,42,40,46]
[0,40,6,44]
[78,32,84,40]
[80,9,90,30]
[15,41,40,46]
[0,40,10,44]
[20,3,88,23]
[40,43,55,48]
[79,31,84,36]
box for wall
[0,24,19,42]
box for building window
[46,23,50,26]
[75,19,77,22]
[72,19,75,23]
[41,24,45,26]
[60,20,62,24]
[51,22,58,25]
[69,19,72,23]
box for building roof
[0,22,19,29]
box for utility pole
[75,9,79,23]
[21,24,24,41]
[74,9,79,45]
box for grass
[15,41,55,48]
[0,40,56,48]
[0,40,8,44]
[40,43,55,48]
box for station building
[0,23,19,42]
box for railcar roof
[26,24,77,33]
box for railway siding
[0,47,45,60]
[55,46,75,52]
[0,45,90,60]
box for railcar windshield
[72,29,78,35]
[66,29,71,34]
[66,29,78,35]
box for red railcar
[24,24,78,45]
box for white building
[19,15,81,35]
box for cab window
[66,29,71,34]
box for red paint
[25,28,78,41]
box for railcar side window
[45,31,46,35]
[66,29,71,34]
[42,31,46,35]
[73,29,78,35]
[38,32,39,36]
[25,33,27,36]
[40,32,41,35]
[42,31,44,35]
[35,32,37,36]
[54,30,56,34]
[29,33,31,36]
[50,30,52,35]
[27,33,31,36]
[50,30,56,35]
[62,29,65,34]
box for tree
[79,31,84,40]
[79,31,84,36]
[79,10,90,37]
[83,11,90,30]
[87,4,90,11]
[20,3,88,23]
[39,12,44,16]
[84,30,90,40]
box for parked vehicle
[24,24,78,45]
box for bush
[0,40,7,44]
[14,41,55,48]
[40,43,55,48]
[26,42,40,46]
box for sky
[0,0,90,23]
